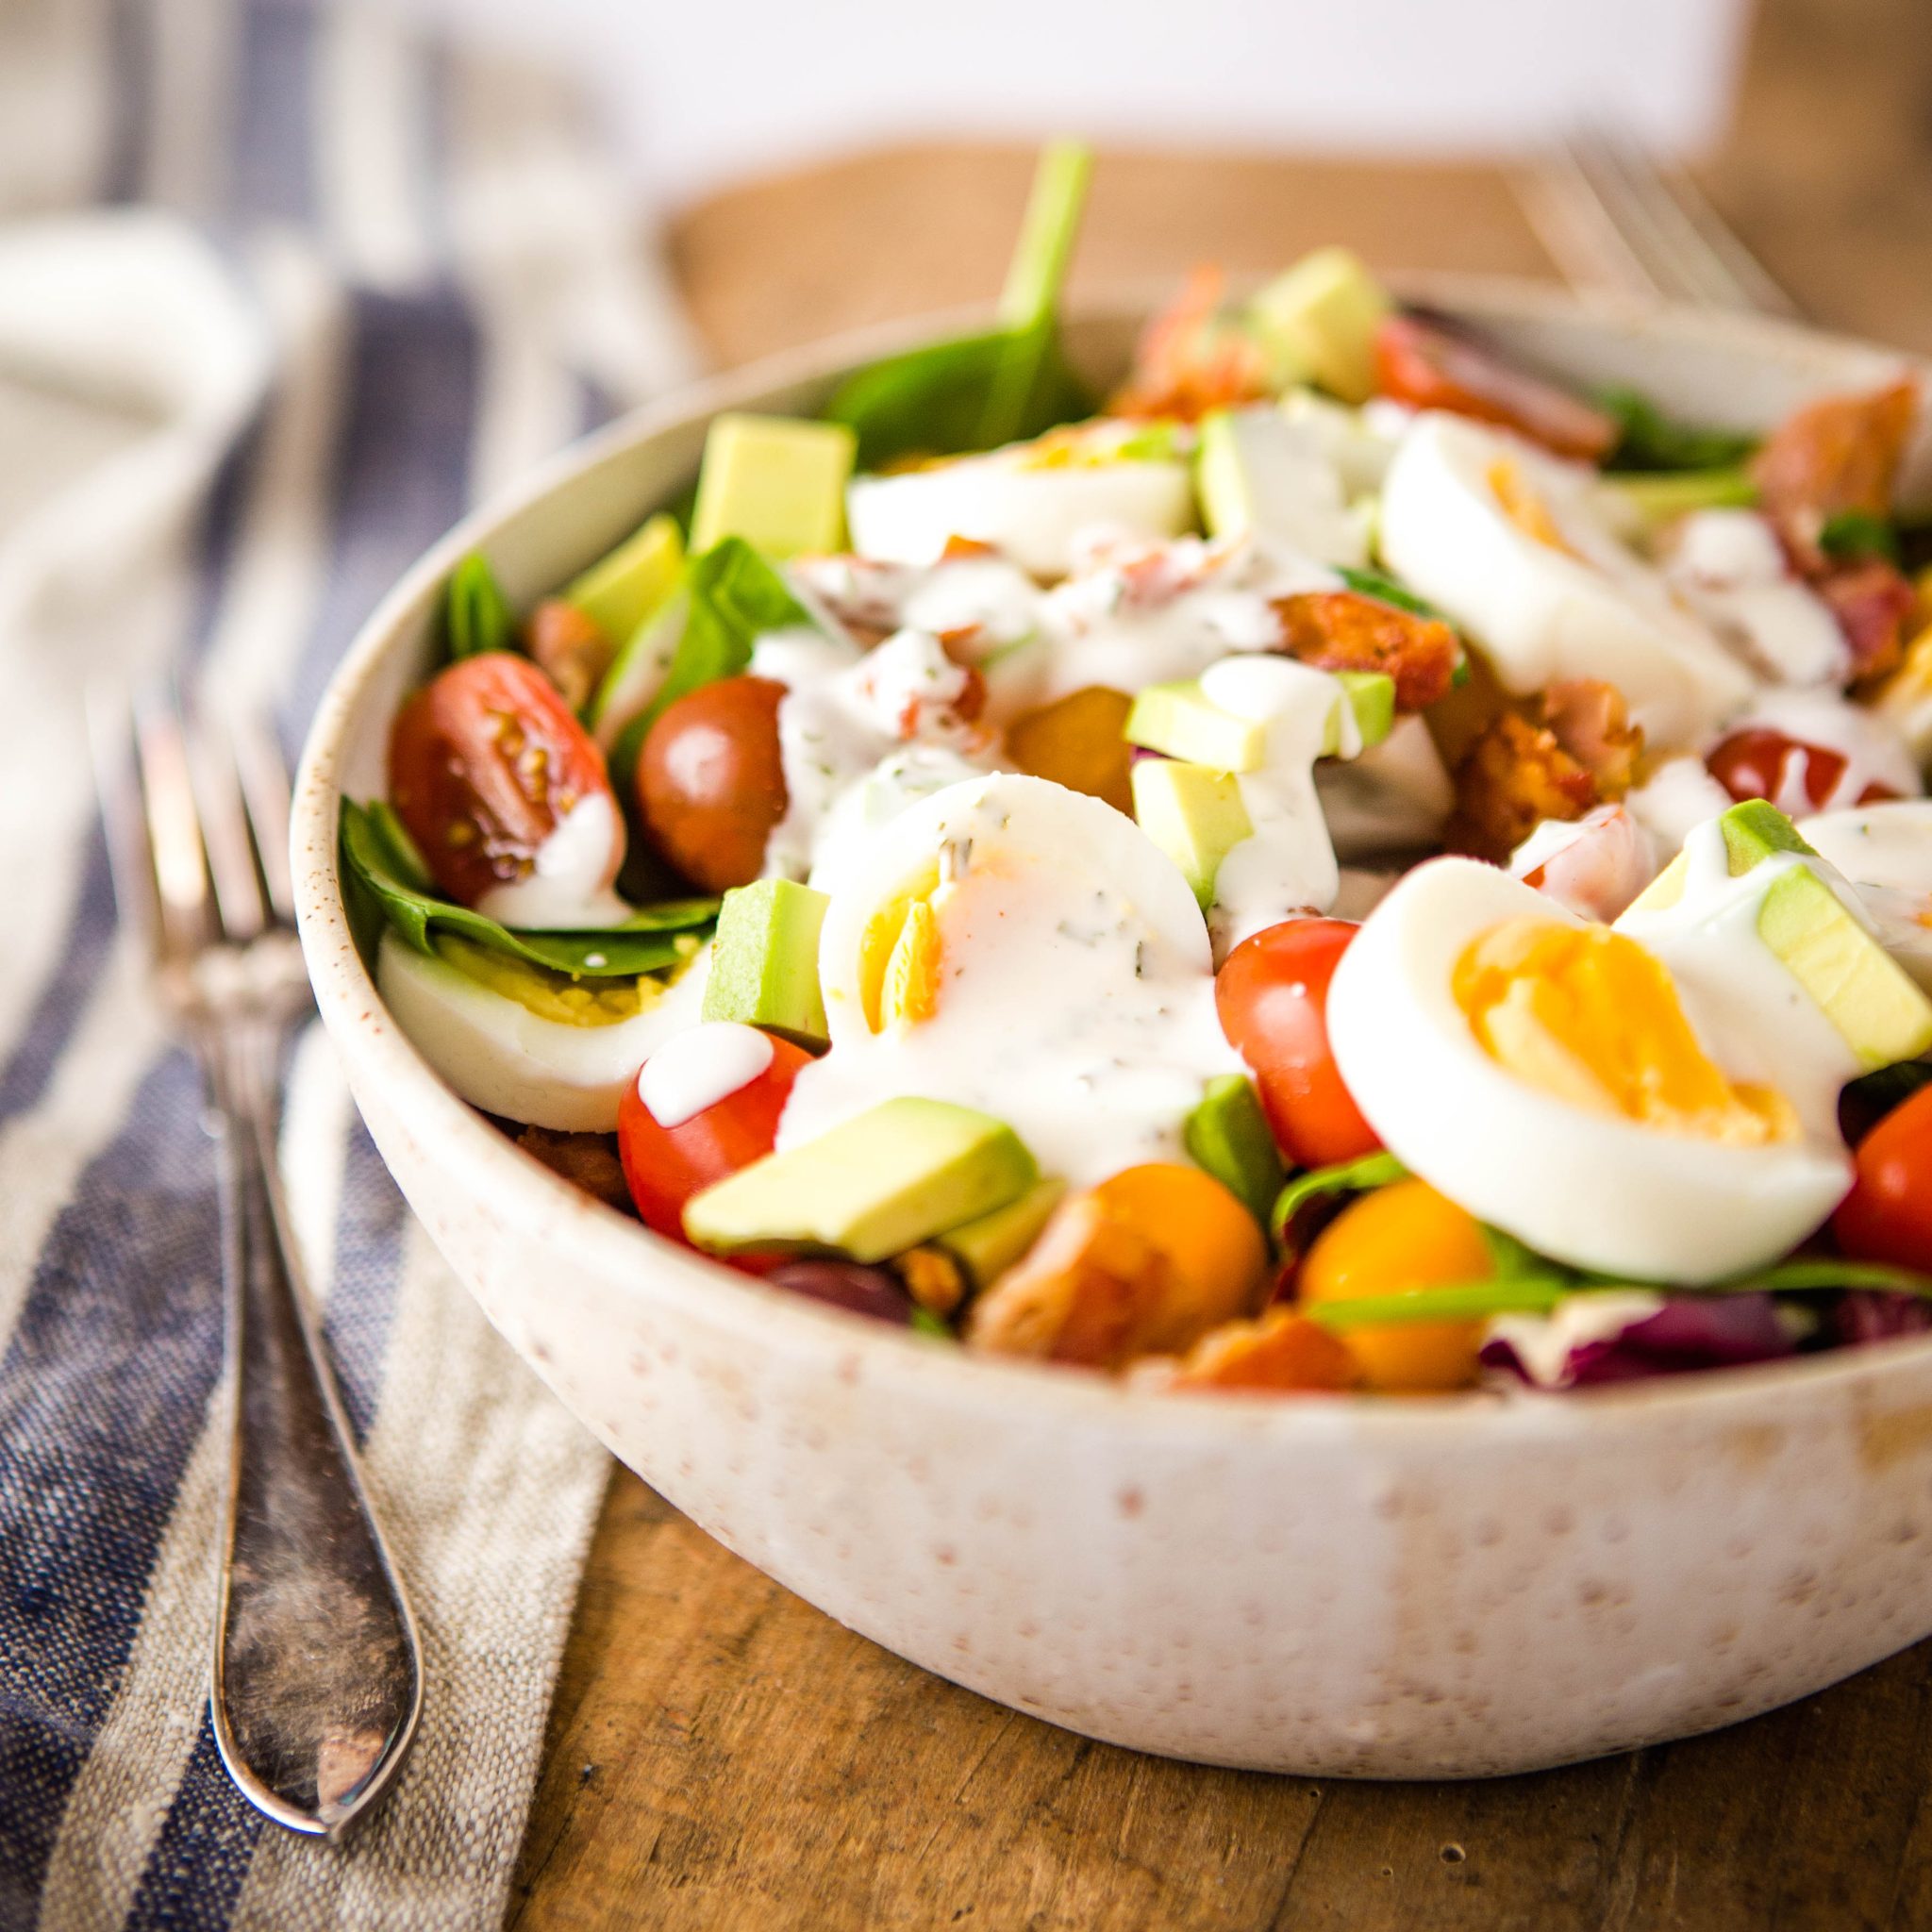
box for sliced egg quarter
[1378,412,1753,752]
[1326,858,1850,1282]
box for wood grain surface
[512,1,1932,1924]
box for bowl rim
[291,272,1932,1443]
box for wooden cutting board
[512,2,1932,1924]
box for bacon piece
[1445,710,1599,864]
[1539,678,1642,797]
[1751,378,1919,565]
[524,599,612,713]
[1154,1309,1363,1394]
[515,1127,633,1214]
[1818,558,1917,682]
[1108,266,1273,423]
[1374,314,1618,461]
[1272,590,1460,711]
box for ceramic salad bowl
[292,281,1932,1778]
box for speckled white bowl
[293,282,1932,1777]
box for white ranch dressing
[1626,755,1735,854]
[1729,687,1922,815]
[1486,1292,1666,1390]
[1198,655,1351,953]
[1663,508,1847,688]
[636,1021,774,1128]
[474,791,631,930]
[1614,818,1865,1139]
[779,773,1242,1186]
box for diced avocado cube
[1757,865,1932,1071]
[934,1177,1067,1290]
[683,1098,1038,1264]
[1717,797,1819,873]
[702,878,830,1049]
[1125,680,1269,772]
[1131,759,1254,910]
[1184,1075,1287,1229]
[1195,407,1370,567]
[1327,672,1395,755]
[1245,248,1391,406]
[565,512,683,647]
[689,413,856,558]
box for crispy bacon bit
[1272,590,1460,712]
[1373,314,1618,462]
[1540,678,1642,796]
[1819,558,1918,682]
[1446,711,1599,864]
[1751,378,1919,566]
[524,600,612,713]
[1108,266,1273,423]
[1153,1309,1363,1394]
[515,1127,633,1213]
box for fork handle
[206,1019,423,1839]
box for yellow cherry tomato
[1005,686,1136,813]
[1092,1163,1267,1326]
[1297,1178,1491,1392]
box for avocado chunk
[565,511,683,647]
[1602,467,1757,526]
[934,1177,1067,1290]
[1131,759,1254,909]
[1245,247,1391,406]
[1125,680,1270,772]
[1195,407,1369,567]
[1331,672,1395,754]
[689,413,856,558]
[702,878,830,1049]
[1184,1075,1286,1229]
[683,1098,1039,1263]
[1626,800,1932,1071]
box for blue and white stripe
[0,3,691,1924]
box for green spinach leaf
[1596,386,1757,474]
[1820,508,1902,564]
[444,551,517,661]
[1271,1150,1408,1244]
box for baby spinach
[822,141,1096,469]
[444,551,517,661]
[1595,386,1757,474]
[1270,1150,1408,1245]
[340,798,714,979]
[1305,1277,1575,1330]
[1820,508,1901,564]
[605,536,811,796]
[1337,565,1442,621]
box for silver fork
[90,685,423,1840]
[1517,125,1800,317]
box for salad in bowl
[338,144,1932,1406]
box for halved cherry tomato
[637,675,789,891]
[1705,726,1900,813]
[389,652,621,908]
[1215,918,1382,1169]
[618,1029,813,1243]
[1373,314,1618,462]
[1833,1082,1932,1274]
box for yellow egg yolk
[1487,458,1577,558]
[858,864,944,1031]
[434,936,652,1026]
[1452,917,1797,1144]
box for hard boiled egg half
[1378,413,1753,750]
[776,771,1240,1184]
[845,422,1193,580]
[1326,858,1850,1282]
[377,932,708,1132]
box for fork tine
[1582,127,1750,309]
[189,704,271,945]
[1647,160,1800,319]
[226,708,295,925]
[1514,145,1667,301]
[132,683,215,958]
[1562,129,1726,308]
[85,683,161,956]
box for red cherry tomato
[1834,1083,1932,1274]
[1215,919,1382,1170]
[389,652,620,908]
[617,1029,812,1242]
[1705,727,1900,814]
[638,675,789,891]
[1374,314,1618,462]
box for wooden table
[512,1,1932,1923]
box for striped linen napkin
[0,3,701,1926]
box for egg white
[846,453,1193,579]
[1377,413,1753,751]
[777,772,1240,1184]
[377,931,708,1132]
[1325,857,1851,1282]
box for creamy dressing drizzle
[1664,509,1847,688]
[474,791,630,929]
[1799,802,1932,991]
[1614,819,1863,1139]
[1486,1292,1666,1390]
[1729,687,1923,814]
[636,1021,774,1127]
